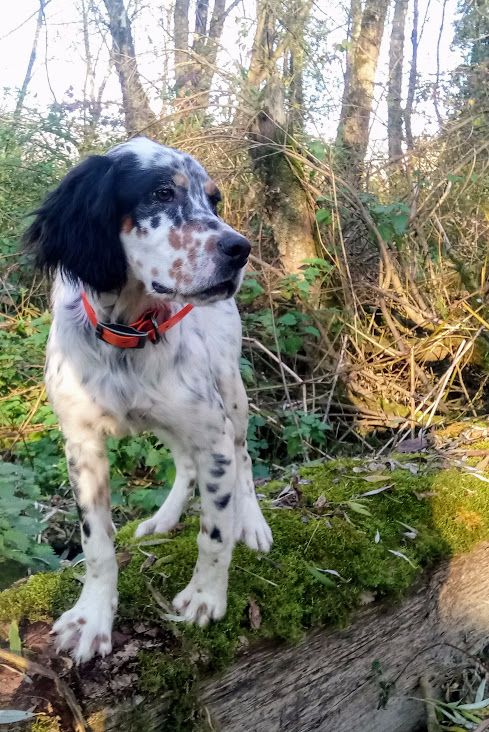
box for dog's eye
[154,187,174,203]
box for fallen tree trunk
[203,542,489,731]
[3,543,489,731]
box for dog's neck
[83,272,172,326]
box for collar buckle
[149,316,162,344]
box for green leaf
[281,335,303,354]
[128,487,170,512]
[457,698,489,711]
[252,461,270,480]
[315,208,332,225]
[307,566,336,587]
[475,677,486,703]
[308,140,327,161]
[31,543,59,569]
[377,222,394,242]
[346,500,372,516]
[8,620,21,654]
[392,213,409,236]
[3,529,31,552]
[301,258,331,270]
[144,447,162,468]
[277,312,298,326]
[303,325,321,338]
[239,278,265,304]
[240,356,255,385]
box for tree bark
[78,0,109,153]
[244,0,317,273]
[102,0,156,134]
[336,0,362,144]
[337,0,390,182]
[433,0,448,128]
[404,0,418,150]
[4,543,489,731]
[13,0,46,121]
[387,0,408,164]
[174,0,190,95]
[286,0,311,134]
[247,0,272,87]
[173,0,233,115]
[197,0,228,105]
[202,542,489,731]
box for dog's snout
[217,233,251,265]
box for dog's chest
[47,297,241,438]
[92,343,208,413]
[50,321,219,434]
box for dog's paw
[172,581,227,627]
[51,595,116,664]
[234,495,272,552]
[135,506,181,538]
[135,515,175,538]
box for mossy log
[3,458,489,731]
[202,542,489,732]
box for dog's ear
[23,155,127,293]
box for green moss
[138,651,201,729]
[3,458,489,730]
[0,570,77,623]
[431,468,489,552]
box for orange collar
[81,292,194,349]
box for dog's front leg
[219,370,272,552]
[51,437,117,663]
[173,418,236,625]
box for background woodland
[0,0,488,585]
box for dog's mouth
[152,278,238,303]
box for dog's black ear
[23,155,127,293]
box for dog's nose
[217,233,251,265]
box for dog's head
[24,137,251,304]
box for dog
[24,136,272,664]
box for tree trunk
[387,0,408,164]
[13,0,46,121]
[195,0,227,108]
[286,0,310,134]
[433,0,449,128]
[102,0,156,135]
[404,0,418,150]
[245,0,317,273]
[337,0,362,144]
[246,0,273,89]
[206,542,489,730]
[78,0,109,153]
[4,543,489,731]
[174,0,190,96]
[173,0,231,115]
[337,0,390,183]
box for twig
[419,676,442,732]
[242,337,303,384]
[323,336,346,424]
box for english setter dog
[24,137,272,664]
